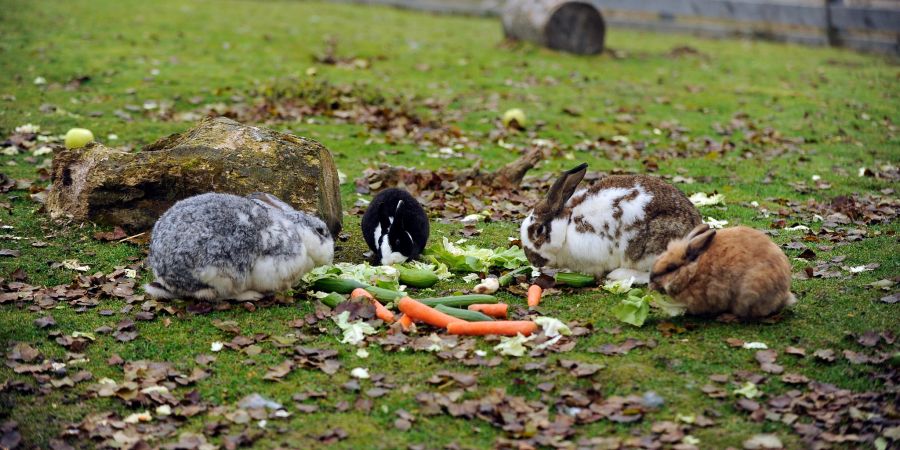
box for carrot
[446,320,538,336]
[398,314,413,331]
[468,303,508,319]
[351,288,394,323]
[397,297,463,329]
[527,284,543,307]
[350,288,374,300]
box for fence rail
[329,0,900,55]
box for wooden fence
[329,0,900,54]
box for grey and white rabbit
[145,192,334,301]
[361,188,429,265]
[520,163,701,284]
[649,224,796,319]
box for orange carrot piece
[373,299,395,323]
[351,288,394,323]
[527,285,543,307]
[350,288,374,300]
[397,297,463,329]
[398,314,413,330]
[446,320,538,336]
[468,303,508,319]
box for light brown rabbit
[649,224,796,319]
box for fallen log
[47,116,343,235]
[502,0,606,55]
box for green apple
[64,128,94,149]
[502,108,527,129]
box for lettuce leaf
[405,260,452,280]
[493,333,534,357]
[602,276,635,294]
[611,289,652,327]
[333,311,376,345]
[534,317,571,337]
[649,292,687,317]
[424,237,528,273]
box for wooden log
[502,0,606,55]
[46,116,343,235]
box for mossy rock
[46,116,342,235]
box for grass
[1,0,898,448]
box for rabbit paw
[191,288,219,300]
[144,282,176,299]
[606,268,650,285]
[233,290,264,301]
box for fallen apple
[502,108,527,129]
[64,128,94,149]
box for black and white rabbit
[521,163,701,284]
[145,192,334,301]
[361,188,429,265]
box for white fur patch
[233,290,264,301]
[379,235,407,264]
[249,253,311,292]
[606,268,650,284]
[190,288,217,300]
[236,212,251,226]
[143,283,175,299]
[381,251,408,265]
[522,186,654,276]
[374,223,383,248]
[195,266,238,298]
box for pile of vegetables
[303,239,684,339]
[342,288,531,336]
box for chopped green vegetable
[333,311,376,345]
[397,266,439,288]
[312,277,366,294]
[319,292,345,308]
[602,277,635,294]
[493,333,534,357]
[733,382,761,399]
[533,316,572,337]
[418,294,498,308]
[434,305,494,322]
[499,266,531,286]
[303,262,402,290]
[364,285,403,302]
[555,272,595,287]
[650,292,687,317]
[424,237,528,273]
[611,289,652,327]
[311,277,402,302]
[405,260,452,281]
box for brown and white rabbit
[520,163,701,284]
[649,224,796,319]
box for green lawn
[1,0,898,449]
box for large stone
[47,116,342,235]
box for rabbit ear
[535,163,588,220]
[685,223,711,240]
[686,228,716,261]
[248,192,294,212]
